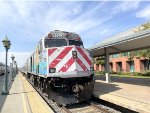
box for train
[21,30,94,105]
[0,62,10,76]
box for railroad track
[61,101,120,113]
[23,74,120,113]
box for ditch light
[49,68,56,73]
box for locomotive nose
[47,46,93,77]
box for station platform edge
[0,72,54,113]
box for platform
[0,72,54,113]
[93,76,150,113]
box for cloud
[0,1,110,66]
[0,52,31,68]
[0,1,112,42]
[113,1,140,14]
[43,2,108,33]
[0,1,146,66]
[136,5,150,19]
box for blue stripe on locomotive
[38,61,47,75]
[29,50,47,75]
[32,65,36,73]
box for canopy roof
[89,28,150,57]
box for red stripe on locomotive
[49,47,73,68]
[59,57,74,72]
[48,48,57,56]
[76,47,92,66]
[76,58,88,71]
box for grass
[95,73,150,78]
[110,74,150,78]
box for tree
[141,22,150,30]
[127,49,150,70]
[134,21,150,33]
[128,51,138,61]
[94,56,105,65]
[132,22,150,70]
[94,56,105,73]
[138,49,150,70]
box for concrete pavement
[94,76,150,113]
[0,72,54,113]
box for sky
[0,1,150,67]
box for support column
[105,47,110,83]
[10,63,12,84]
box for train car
[22,30,94,105]
[0,62,10,76]
[0,62,5,75]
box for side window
[40,41,43,51]
[33,55,34,71]
[38,43,40,53]
[38,43,41,54]
[38,41,43,53]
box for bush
[116,72,129,75]
[95,71,105,75]
[110,71,117,74]
[132,72,142,76]
[117,72,122,75]
[142,71,150,76]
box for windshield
[69,40,83,47]
[45,39,67,48]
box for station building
[92,22,150,73]
[94,53,150,72]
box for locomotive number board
[48,32,81,40]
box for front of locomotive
[45,30,94,105]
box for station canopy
[89,28,150,57]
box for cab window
[69,40,83,47]
[45,39,67,48]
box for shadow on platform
[0,76,13,112]
[94,81,121,94]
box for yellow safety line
[20,76,28,113]
[20,74,54,113]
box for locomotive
[22,30,94,105]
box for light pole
[11,54,15,81]
[14,61,17,77]
[15,61,18,75]
[1,36,11,95]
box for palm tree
[94,56,105,65]
[132,22,150,70]
[128,51,138,61]
[138,49,150,70]
[141,22,150,30]
[134,21,150,33]
[94,56,105,71]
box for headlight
[49,68,56,73]
[90,67,94,71]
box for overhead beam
[110,46,123,52]
[91,45,150,57]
